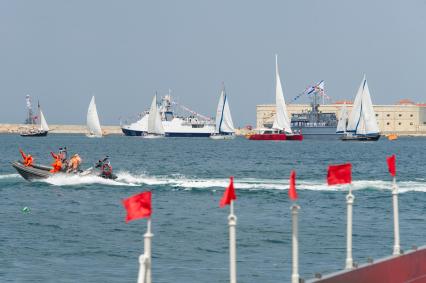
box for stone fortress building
[257,99,426,136]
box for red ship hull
[247,133,303,141]
[311,246,426,283]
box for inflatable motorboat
[11,161,118,181]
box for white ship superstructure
[121,95,215,137]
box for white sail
[346,75,379,135]
[272,55,292,134]
[336,103,348,133]
[39,109,49,132]
[221,94,235,133]
[360,80,379,134]
[215,88,235,134]
[147,95,165,135]
[214,91,225,134]
[86,96,103,137]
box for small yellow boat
[387,133,398,141]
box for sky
[1,0,426,126]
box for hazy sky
[1,0,426,126]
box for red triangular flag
[122,191,152,223]
[288,170,298,201]
[220,176,236,208]
[386,155,396,177]
[327,163,352,185]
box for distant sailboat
[210,85,235,140]
[141,94,165,139]
[341,75,380,141]
[248,55,303,141]
[20,101,49,137]
[86,96,103,138]
[336,102,348,134]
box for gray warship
[290,88,338,139]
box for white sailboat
[86,96,103,138]
[248,55,303,140]
[39,107,49,133]
[210,86,235,140]
[341,75,380,141]
[272,55,293,134]
[336,102,348,134]
[141,95,165,139]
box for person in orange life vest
[19,148,33,167]
[67,154,82,173]
[50,152,63,173]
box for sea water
[0,134,425,282]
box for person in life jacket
[59,147,69,168]
[95,156,113,178]
[50,152,63,173]
[67,154,82,173]
[19,148,33,167]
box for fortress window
[387,122,390,125]
[398,114,402,117]
[387,114,390,117]
[410,114,414,117]
[375,114,379,117]
[410,122,414,125]
[398,122,402,125]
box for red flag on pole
[220,176,236,208]
[327,163,352,185]
[288,170,298,201]
[122,191,152,223]
[386,155,396,177]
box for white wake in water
[44,173,137,187]
[37,171,426,193]
[0,173,20,180]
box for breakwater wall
[0,124,122,135]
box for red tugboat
[248,55,303,141]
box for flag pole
[392,176,401,255]
[345,185,355,269]
[138,218,153,283]
[229,200,237,283]
[291,204,300,283]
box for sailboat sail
[147,95,165,135]
[215,88,235,134]
[272,55,292,134]
[346,75,379,135]
[360,80,379,134]
[39,109,49,132]
[214,91,225,134]
[220,94,235,133]
[87,96,103,137]
[336,103,348,133]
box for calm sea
[0,134,425,282]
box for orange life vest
[24,155,33,167]
[50,152,63,173]
[20,149,33,167]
